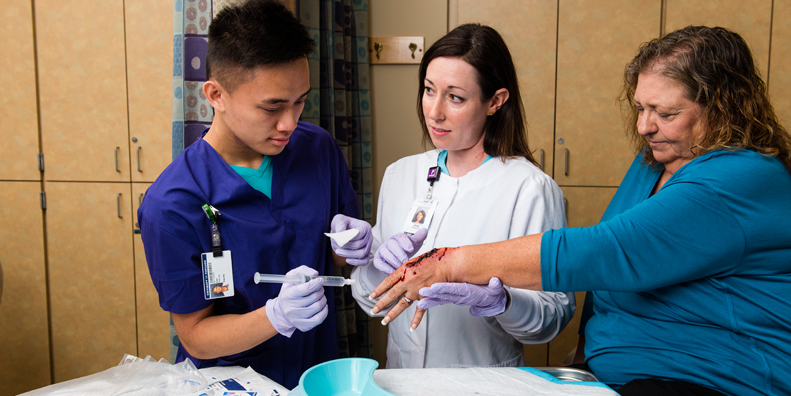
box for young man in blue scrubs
[137,0,372,389]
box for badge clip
[425,166,440,200]
[201,203,223,257]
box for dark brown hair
[621,25,791,171]
[417,24,535,164]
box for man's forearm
[172,305,279,359]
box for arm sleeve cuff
[350,262,389,317]
[495,289,575,344]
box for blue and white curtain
[295,0,373,360]
[171,0,373,360]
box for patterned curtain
[295,0,373,359]
[171,0,373,362]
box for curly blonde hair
[620,26,791,172]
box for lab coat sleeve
[494,174,576,343]
[351,164,395,317]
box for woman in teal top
[368,26,791,396]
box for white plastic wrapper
[20,355,208,396]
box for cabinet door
[769,0,791,128]
[553,0,660,187]
[125,0,175,182]
[132,183,171,361]
[0,0,41,181]
[45,182,137,382]
[36,0,131,182]
[456,0,558,176]
[546,186,617,365]
[665,0,773,78]
[0,182,51,396]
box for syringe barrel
[254,273,304,284]
[314,275,347,287]
[253,272,354,286]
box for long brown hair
[621,25,791,172]
[417,24,536,165]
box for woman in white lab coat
[351,24,575,368]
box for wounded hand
[370,247,456,329]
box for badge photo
[402,199,437,234]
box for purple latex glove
[373,228,428,275]
[330,214,373,266]
[265,266,328,337]
[417,277,507,317]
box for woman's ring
[403,296,414,306]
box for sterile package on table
[19,355,289,396]
[372,367,618,396]
[199,365,289,395]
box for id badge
[202,250,235,299]
[402,199,438,234]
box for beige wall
[369,0,449,219]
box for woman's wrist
[445,246,468,283]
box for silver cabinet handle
[540,149,545,171]
[137,146,142,172]
[564,197,568,221]
[139,193,144,206]
[115,147,121,172]
[564,148,569,176]
[117,193,123,218]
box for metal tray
[534,367,600,382]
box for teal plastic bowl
[289,358,394,396]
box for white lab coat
[352,150,575,368]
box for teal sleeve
[541,179,746,292]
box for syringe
[254,272,355,287]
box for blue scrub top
[138,121,359,389]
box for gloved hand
[330,214,373,266]
[373,228,428,275]
[265,266,328,337]
[417,277,508,317]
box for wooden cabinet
[45,182,137,382]
[1,0,174,387]
[125,0,176,182]
[36,0,131,183]
[770,0,791,128]
[133,183,171,361]
[665,0,773,78]
[0,182,51,396]
[0,0,40,181]
[553,0,660,187]
[456,0,558,175]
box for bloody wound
[401,247,448,281]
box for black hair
[206,0,316,92]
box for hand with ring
[371,247,456,331]
[386,294,423,331]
